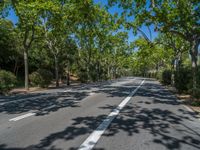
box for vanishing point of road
[0,77,200,150]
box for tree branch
[137,27,152,44]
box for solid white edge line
[78,79,145,150]
[9,113,36,121]
[183,105,194,112]
[182,105,200,120]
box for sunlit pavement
[0,77,200,150]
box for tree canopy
[0,0,199,98]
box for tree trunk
[24,49,29,90]
[67,72,70,86]
[13,58,18,75]
[98,62,101,81]
[86,63,90,82]
[67,66,70,86]
[16,66,19,78]
[107,66,110,79]
[190,53,197,89]
[171,59,175,86]
[54,55,59,87]
[190,40,199,93]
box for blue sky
[6,0,158,43]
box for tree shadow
[0,78,137,116]
[0,79,200,150]
[96,82,140,98]
[1,106,199,150]
[0,91,89,116]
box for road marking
[183,105,194,112]
[89,92,95,96]
[64,89,72,92]
[7,92,98,122]
[78,79,145,150]
[9,113,36,121]
[182,105,200,120]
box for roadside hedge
[174,67,192,92]
[29,69,53,88]
[162,69,172,85]
[0,70,17,93]
[158,66,200,99]
[156,69,171,85]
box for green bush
[77,68,88,83]
[162,70,171,85]
[155,66,200,99]
[174,67,192,92]
[0,70,17,93]
[191,100,200,106]
[191,88,200,99]
[156,70,162,81]
[29,69,53,88]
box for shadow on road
[0,79,200,150]
[0,78,136,116]
[0,91,87,116]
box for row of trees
[0,0,132,90]
[109,0,199,97]
[0,0,199,98]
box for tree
[156,33,189,85]
[11,0,44,90]
[0,0,133,91]
[0,19,23,75]
[109,0,200,92]
[41,0,77,87]
[0,0,9,18]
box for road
[0,77,200,150]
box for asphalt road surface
[0,77,200,150]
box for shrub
[162,70,171,85]
[0,70,17,93]
[29,69,53,88]
[174,67,192,92]
[191,88,200,99]
[156,70,163,81]
[191,100,200,106]
[187,68,200,99]
[77,68,88,83]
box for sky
[6,0,158,43]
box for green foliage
[0,70,17,93]
[156,71,162,82]
[162,70,171,85]
[191,99,200,106]
[29,69,53,88]
[0,0,197,100]
[156,69,171,85]
[174,67,192,93]
[131,37,173,76]
[190,88,200,99]
[0,1,133,89]
[77,69,88,83]
[109,0,200,96]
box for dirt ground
[9,75,79,95]
[166,86,200,114]
[176,94,200,114]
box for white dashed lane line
[7,78,137,122]
[8,92,97,122]
[78,80,145,150]
[9,113,36,121]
